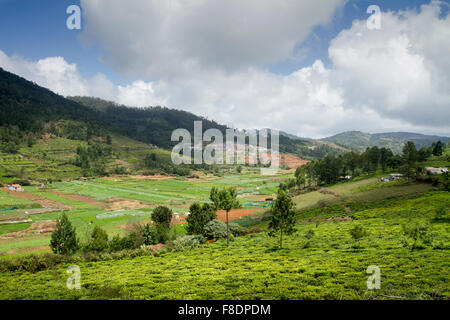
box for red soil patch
[0,188,72,210]
[280,153,309,170]
[46,189,108,208]
[251,153,308,171]
[216,208,260,222]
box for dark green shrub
[305,229,315,239]
[349,225,368,240]
[150,224,170,244]
[204,219,227,239]
[152,206,173,227]
[85,226,109,252]
[108,234,123,252]
[186,202,216,235]
[434,207,448,220]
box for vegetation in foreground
[0,188,448,300]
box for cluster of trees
[0,126,22,154]
[73,141,113,176]
[50,206,175,255]
[186,187,241,247]
[292,141,447,187]
[418,141,446,160]
[47,120,105,142]
[143,152,191,176]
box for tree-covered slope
[322,131,450,154]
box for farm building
[425,167,448,175]
[7,184,24,192]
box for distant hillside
[322,131,450,154]
[68,96,228,149]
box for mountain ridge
[321,130,449,154]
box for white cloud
[80,0,346,78]
[329,2,450,129]
[1,1,449,139]
[0,51,116,99]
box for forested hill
[0,68,104,134]
[68,96,227,149]
[0,68,228,149]
[322,131,450,154]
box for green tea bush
[349,225,368,240]
[0,253,72,273]
[434,207,448,220]
[403,223,433,250]
[305,229,315,239]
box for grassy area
[0,190,40,209]
[293,176,434,210]
[0,190,447,300]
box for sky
[0,0,449,139]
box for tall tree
[344,151,359,177]
[367,146,380,173]
[50,213,79,255]
[401,141,418,181]
[295,165,306,188]
[210,187,241,247]
[268,190,296,249]
[379,147,393,172]
[432,141,444,156]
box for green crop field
[0,170,290,256]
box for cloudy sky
[0,0,449,138]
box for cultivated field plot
[0,172,286,256]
